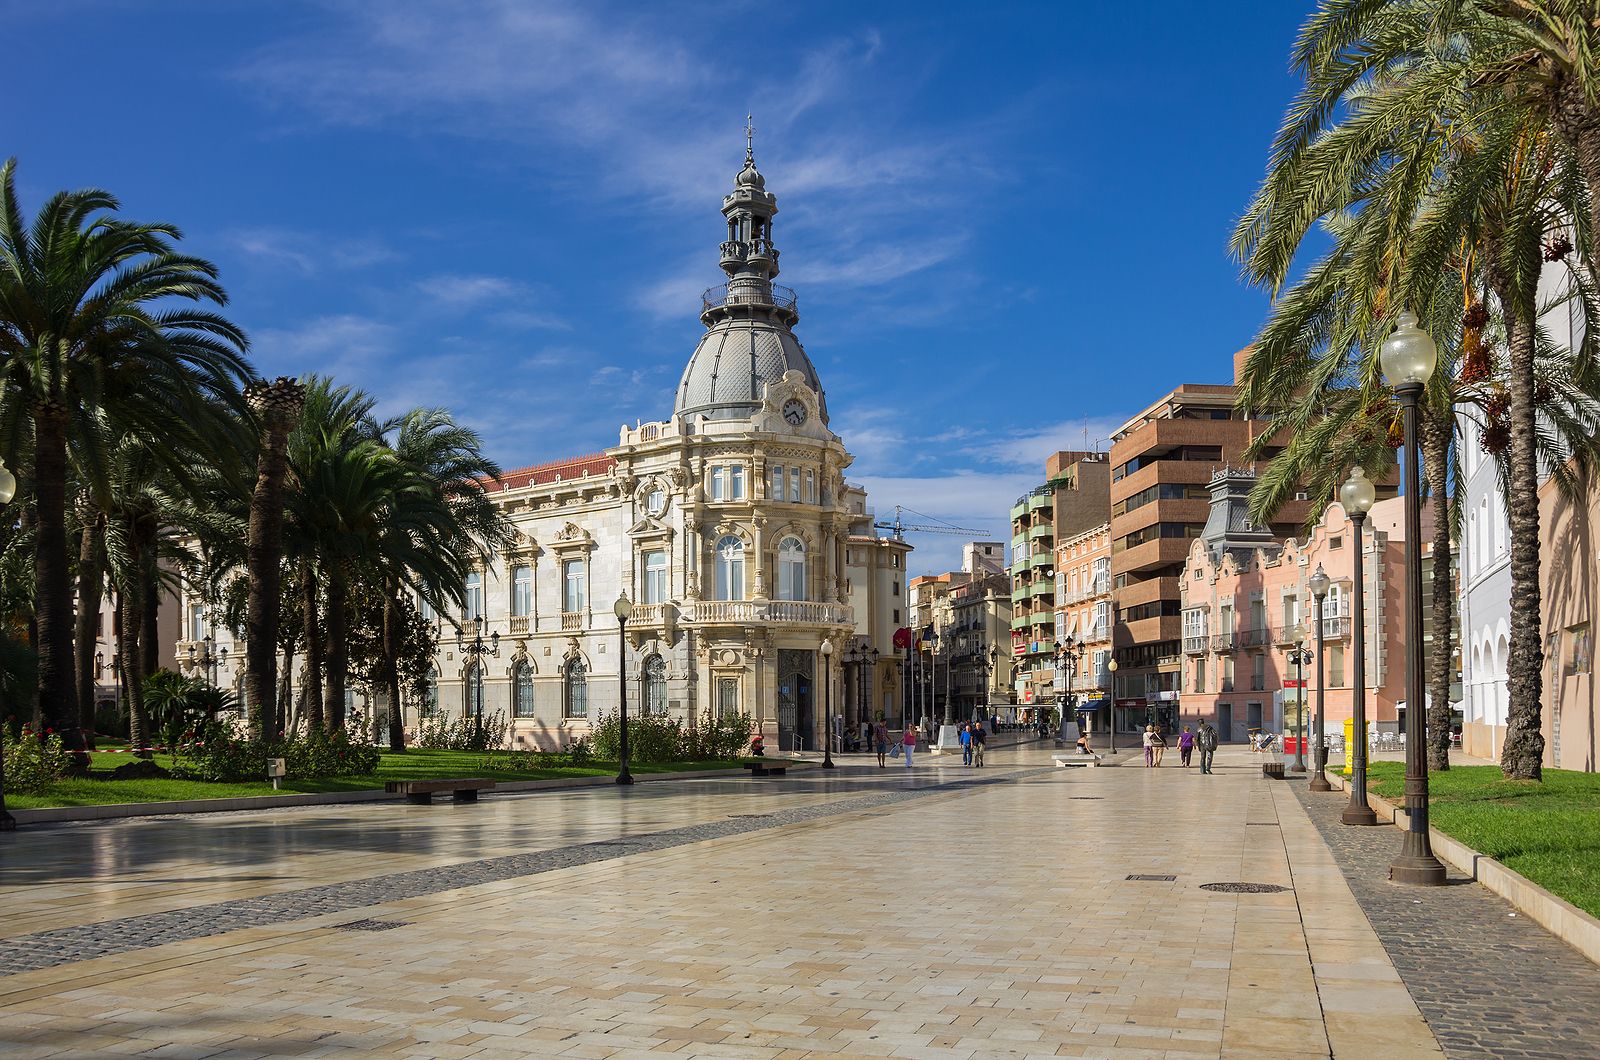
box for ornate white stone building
[178,146,913,752]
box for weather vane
[745,114,755,162]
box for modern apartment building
[1108,360,1329,732]
[1009,451,1110,712]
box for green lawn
[1366,762,1600,919]
[5,748,754,810]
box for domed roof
[736,161,765,189]
[674,317,827,423]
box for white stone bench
[1052,753,1099,768]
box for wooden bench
[742,761,788,777]
[1262,761,1285,779]
[385,778,496,804]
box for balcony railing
[691,600,852,625]
[1211,631,1235,652]
[1238,626,1271,648]
[701,280,797,313]
[630,603,668,626]
[1321,615,1352,639]
[508,616,530,635]
[1182,636,1208,655]
[561,611,583,632]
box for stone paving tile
[1293,780,1600,1059]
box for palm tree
[245,378,305,739]
[0,159,250,753]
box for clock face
[782,399,807,426]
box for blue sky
[3,0,1309,576]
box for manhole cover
[1126,874,1177,882]
[1200,882,1290,894]
[339,919,409,932]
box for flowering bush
[273,728,380,778]
[1,724,75,794]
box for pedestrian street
[1,744,1593,1058]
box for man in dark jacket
[1197,720,1219,775]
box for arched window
[777,536,807,601]
[513,661,535,718]
[644,654,667,715]
[465,572,483,620]
[564,659,588,719]
[715,535,745,601]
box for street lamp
[1340,467,1380,826]
[1382,310,1448,886]
[976,643,997,729]
[613,593,634,785]
[1285,624,1312,772]
[1308,564,1333,792]
[188,635,228,687]
[820,638,835,769]
[455,620,500,747]
[1106,658,1119,753]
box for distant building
[1054,522,1112,732]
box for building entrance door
[776,649,815,752]
[1216,703,1233,743]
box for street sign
[1283,679,1306,689]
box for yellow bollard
[1343,718,1354,775]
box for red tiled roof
[483,453,616,493]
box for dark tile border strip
[0,767,1051,978]
[1291,783,1600,1059]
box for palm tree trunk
[118,580,150,758]
[31,403,85,757]
[1554,84,1600,285]
[384,593,406,752]
[73,513,106,749]
[1423,406,1454,772]
[301,565,325,732]
[1499,293,1547,780]
[322,569,348,732]
[245,379,305,739]
[140,564,160,679]
[276,614,299,739]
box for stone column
[752,515,768,598]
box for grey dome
[736,161,765,189]
[674,317,827,423]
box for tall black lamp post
[1285,625,1311,772]
[455,620,500,747]
[976,644,997,727]
[1106,658,1119,753]
[820,638,835,768]
[613,593,634,785]
[1341,466,1380,826]
[0,455,16,832]
[1382,310,1448,886]
[1308,565,1333,792]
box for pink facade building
[1177,468,1422,743]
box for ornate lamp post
[1285,624,1311,772]
[1106,658,1119,753]
[187,635,228,688]
[976,644,997,728]
[613,593,634,785]
[820,638,835,768]
[0,456,16,831]
[455,620,500,747]
[1308,564,1333,792]
[1382,310,1448,885]
[1341,466,1380,826]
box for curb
[6,764,771,827]
[1323,772,1600,968]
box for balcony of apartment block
[1123,614,1180,646]
[1320,614,1352,640]
[1236,625,1272,648]
[690,600,853,627]
[1210,629,1235,652]
[1112,537,1194,577]
[1182,635,1209,655]
[1028,552,1055,573]
[1080,622,1111,645]
[1113,575,1179,611]
[1026,524,1055,543]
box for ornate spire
[745,113,755,165]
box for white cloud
[226,227,398,274]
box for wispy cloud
[226,227,398,274]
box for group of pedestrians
[1141,720,1219,773]
[870,716,921,770]
[958,722,986,767]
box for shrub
[272,728,380,778]
[1,724,75,794]
[686,710,756,760]
[588,710,686,763]
[415,711,508,751]
[169,722,380,782]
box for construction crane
[874,505,988,541]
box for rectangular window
[731,464,745,499]
[563,559,585,613]
[789,467,801,502]
[893,609,901,624]
[1222,656,1234,692]
[1567,623,1592,676]
[1252,652,1265,691]
[893,580,900,596]
[717,677,739,717]
[643,550,668,605]
[1329,644,1346,686]
[805,469,816,503]
[771,465,784,500]
[418,591,436,623]
[711,466,728,501]
[188,604,205,642]
[512,565,533,617]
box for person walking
[1152,725,1167,766]
[1143,724,1155,767]
[873,716,889,768]
[1197,719,1218,775]
[902,723,918,770]
[972,721,987,767]
[1178,725,1194,768]
[959,722,973,767]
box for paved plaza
[0,744,1595,1058]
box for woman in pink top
[902,723,918,769]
